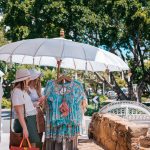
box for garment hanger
[56,74,71,83]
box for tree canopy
[0,0,150,100]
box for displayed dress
[44,79,86,150]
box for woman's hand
[23,127,29,139]
[38,96,46,104]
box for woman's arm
[14,105,29,138]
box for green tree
[0,28,8,46]
[1,0,150,101]
[86,0,150,101]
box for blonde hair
[35,77,42,97]
[29,77,42,97]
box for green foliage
[116,77,127,88]
[41,68,57,87]
[85,104,98,116]
[0,0,150,100]
[0,28,8,46]
[85,99,110,116]
[141,96,150,103]
[100,95,108,103]
[144,60,150,69]
[1,97,11,108]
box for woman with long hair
[11,69,40,148]
[28,69,45,142]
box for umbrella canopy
[0,38,99,61]
[0,38,129,71]
[100,49,129,71]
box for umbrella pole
[57,60,62,79]
[57,28,64,79]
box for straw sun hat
[29,69,43,81]
[12,69,31,83]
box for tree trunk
[127,80,137,101]
[110,74,129,100]
[94,72,129,100]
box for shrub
[99,95,108,105]
[85,104,98,116]
[1,97,11,109]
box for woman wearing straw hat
[28,69,45,142]
[11,69,40,148]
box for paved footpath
[0,112,104,150]
[0,133,9,150]
[78,139,104,150]
[0,133,104,150]
[78,135,104,150]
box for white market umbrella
[0,38,129,72]
[0,52,129,72]
[0,38,100,61]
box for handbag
[9,131,23,148]
[10,138,39,150]
[36,107,45,133]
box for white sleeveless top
[28,88,39,102]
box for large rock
[129,125,148,138]
[104,139,116,150]
[88,113,149,150]
[140,136,150,148]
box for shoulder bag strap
[23,93,26,118]
[10,98,13,132]
[10,90,14,132]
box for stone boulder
[140,136,150,148]
[88,113,149,150]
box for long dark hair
[13,81,25,91]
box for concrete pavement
[0,109,10,150]
[0,133,104,150]
[0,133,9,150]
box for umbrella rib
[73,59,76,70]
[33,40,47,57]
[81,45,88,72]
[6,40,25,62]
[81,45,87,61]
[0,40,22,52]
[89,61,94,72]
[39,56,42,66]
[21,55,26,65]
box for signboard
[93,96,99,104]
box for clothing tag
[60,87,67,95]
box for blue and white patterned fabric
[44,80,86,142]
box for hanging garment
[44,80,86,149]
